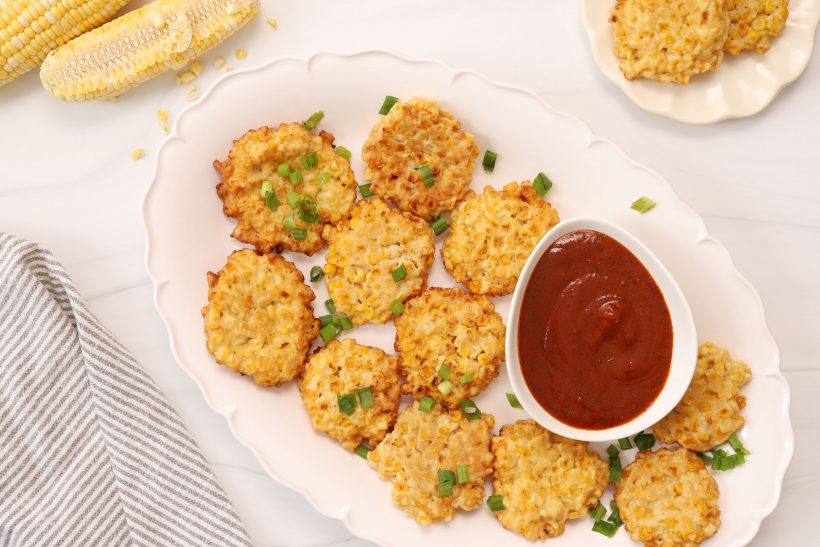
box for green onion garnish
[320,323,339,343]
[289,169,303,185]
[608,500,623,526]
[298,196,320,223]
[460,373,473,384]
[303,110,324,132]
[357,387,375,409]
[728,434,751,456]
[390,299,404,316]
[337,393,356,415]
[316,171,331,185]
[592,519,618,538]
[589,502,606,521]
[378,95,399,115]
[533,172,553,196]
[335,146,352,160]
[618,437,632,450]
[291,228,308,240]
[278,163,291,177]
[260,180,273,197]
[391,264,407,282]
[459,399,482,421]
[300,152,318,170]
[418,163,435,188]
[696,451,713,464]
[634,432,656,452]
[486,495,505,512]
[359,183,374,198]
[287,191,301,207]
[437,380,454,395]
[325,299,337,315]
[456,465,469,484]
[607,444,619,458]
[506,392,523,409]
[310,266,324,282]
[318,315,333,328]
[265,192,280,212]
[418,397,436,412]
[430,217,449,236]
[437,469,455,498]
[338,316,354,331]
[438,364,450,381]
[482,150,497,172]
[331,316,342,329]
[282,215,296,231]
[631,196,656,214]
[354,444,371,459]
[609,452,622,483]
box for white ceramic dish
[581,0,820,124]
[143,51,793,546]
[506,217,697,442]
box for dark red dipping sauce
[518,230,673,430]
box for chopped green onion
[696,451,713,464]
[592,519,618,538]
[430,217,450,236]
[310,266,324,282]
[359,183,374,197]
[631,196,656,214]
[298,196,319,223]
[265,191,280,212]
[303,110,324,132]
[300,152,318,170]
[278,163,291,177]
[335,146,352,160]
[589,502,606,522]
[607,444,619,459]
[331,316,342,329]
[482,150,497,172]
[456,464,469,484]
[289,169,303,185]
[316,171,331,185]
[391,263,407,282]
[609,452,622,483]
[325,299,337,315]
[282,215,296,231]
[320,323,339,343]
[390,299,404,316]
[418,397,436,412]
[728,434,751,456]
[357,387,375,409]
[608,500,623,526]
[291,228,308,240]
[618,437,632,450]
[338,316,354,330]
[437,469,455,498]
[486,495,505,512]
[419,163,435,188]
[354,444,371,459]
[634,432,656,452]
[460,373,473,384]
[437,380,454,395]
[260,180,273,197]
[337,393,356,415]
[506,392,523,409]
[318,315,333,328]
[287,191,301,207]
[533,172,553,196]
[438,364,450,381]
[459,399,482,421]
[378,95,399,115]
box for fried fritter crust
[368,401,495,525]
[361,97,479,220]
[490,420,608,540]
[322,198,435,325]
[202,249,318,386]
[609,0,730,84]
[653,342,752,452]
[299,338,400,451]
[615,448,721,547]
[394,288,505,405]
[214,123,357,255]
[724,0,789,55]
[441,182,559,296]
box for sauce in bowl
[517,229,673,430]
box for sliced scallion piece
[298,195,319,223]
[592,519,618,538]
[456,464,469,484]
[338,316,354,331]
[310,266,324,282]
[418,397,436,412]
[589,502,606,522]
[437,380,454,395]
[728,434,751,456]
[357,387,375,409]
[318,315,333,328]
[631,196,656,214]
[390,299,404,316]
[354,443,371,459]
[696,451,713,464]
[533,172,553,196]
[607,444,619,458]
[459,399,482,421]
[634,431,656,452]
[300,152,318,170]
[378,95,399,115]
[316,171,331,185]
[482,150,497,172]
[437,469,455,498]
[460,373,473,384]
[430,217,449,236]
[278,163,291,177]
[337,393,356,415]
[335,146,352,160]
[608,500,623,526]
[391,263,407,282]
[618,437,632,450]
[291,228,308,241]
[506,392,523,409]
[289,169,303,185]
[303,110,324,132]
[265,192,280,212]
[486,495,505,512]
[320,323,339,343]
[359,183,374,197]
[438,364,450,381]
[260,180,273,197]
[609,452,623,483]
[418,163,435,188]
[325,299,337,315]
[287,191,301,207]
[282,215,296,231]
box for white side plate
[143,51,792,546]
[581,0,820,123]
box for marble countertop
[1,1,817,545]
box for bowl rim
[505,216,698,442]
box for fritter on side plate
[724,0,789,55]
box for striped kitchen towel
[0,233,252,547]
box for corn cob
[40,0,258,101]
[1,0,129,87]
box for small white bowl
[506,217,697,442]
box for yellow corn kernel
[266,17,278,29]
[189,60,203,75]
[235,48,248,59]
[214,56,226,68]
[131,148,145,160]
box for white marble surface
[0,1,817,545]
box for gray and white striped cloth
[0,233,252,547]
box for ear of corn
[39,0,259,102]
[1,0,129,87]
